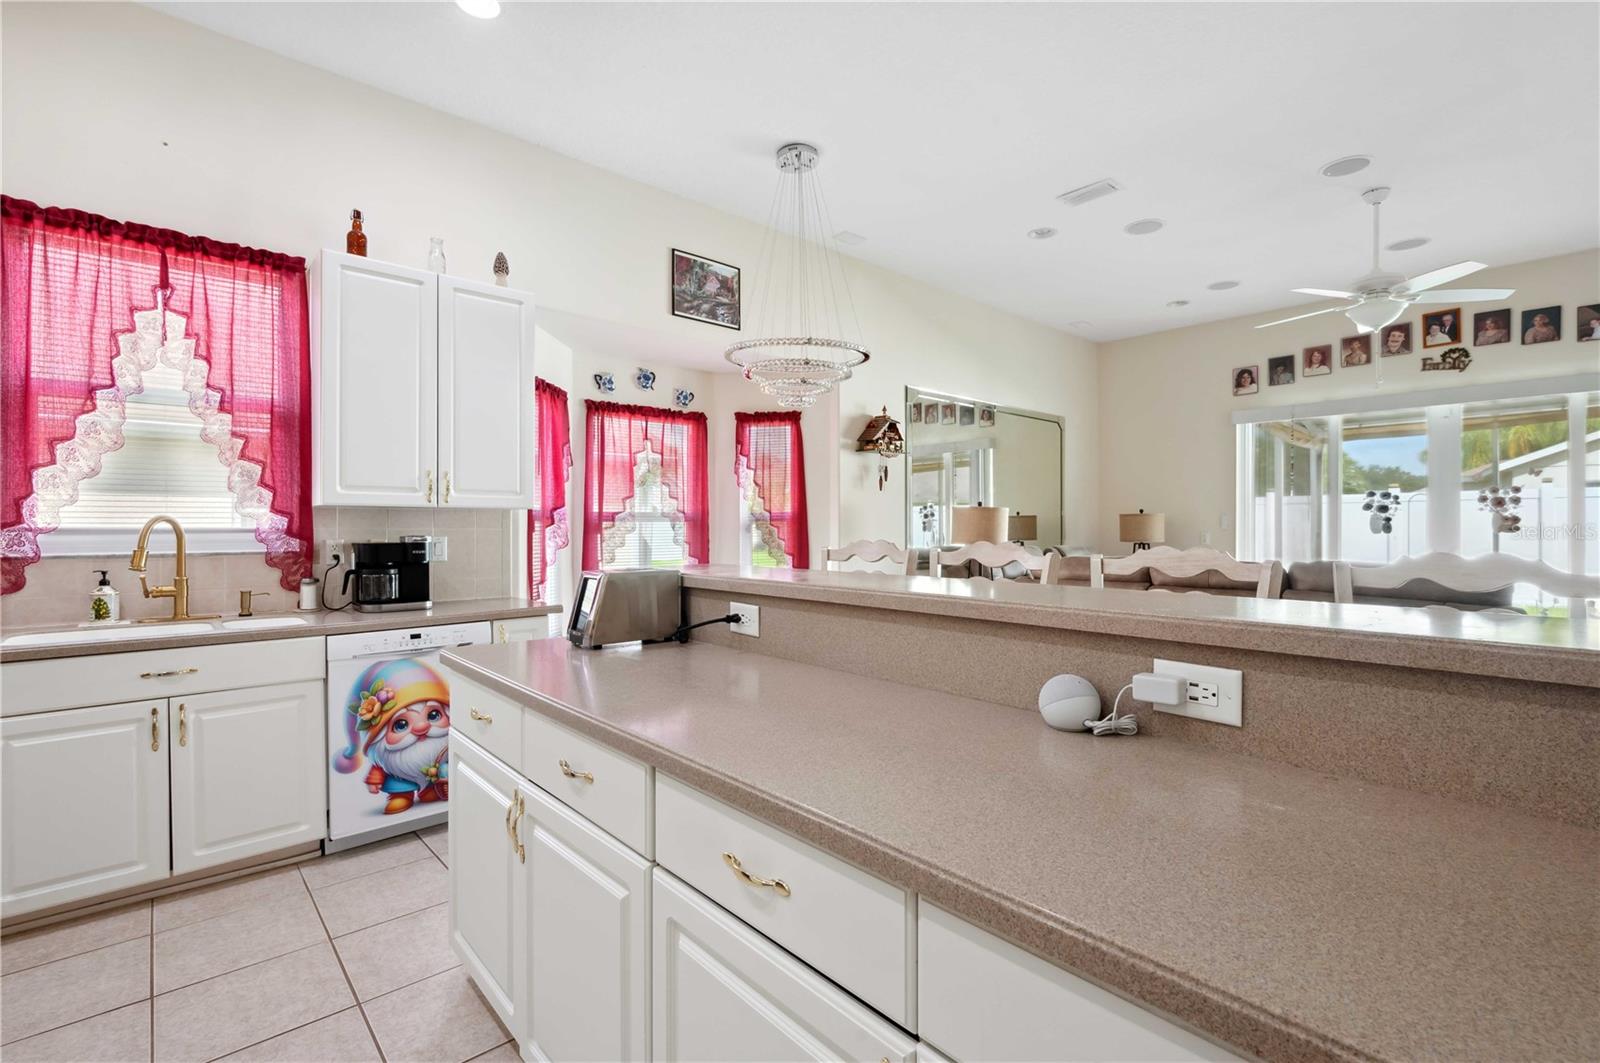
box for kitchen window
[581,400,708,572]
[1235,379,1598,607]
[734,411,808,569]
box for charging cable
[1086,683,1139,736]
[666,613,742,644]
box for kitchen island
[442,635,1600,1063]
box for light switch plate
[729,602,760,637]
[1151,658,1242,726]
[432,536,448,562]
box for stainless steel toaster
[566,569,683,649]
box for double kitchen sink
[2,615,310,647]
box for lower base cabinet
[1,699,171,915]
[450,737,527,1035]
[520,779,650,1062]
[169,680,325,874]
[652,867,917,1063]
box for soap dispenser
[89,569,120,623]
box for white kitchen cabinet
[918,903,1236,1062]
[169,680,326,875]
[314,251,535,509]
[519,780,650,1062]
[449,735,528,1039]
[652,867,916,1063]
[438,275,536,508]
[315,251,439,507]
[1,700,171,917]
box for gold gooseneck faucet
[128,515,221,623]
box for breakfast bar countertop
[443,636,1600,1063]
[681,565,1600,688]
[0,598,561,663]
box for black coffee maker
[343,538,435,612]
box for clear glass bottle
[346,210,367,257]
[427,237,447,274]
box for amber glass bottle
[346,210,367,257]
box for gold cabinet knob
[722,851,791,897]
[178,703,188,747]
[443,471,452,504]
[425,469,434,503]
[150,707,160,751]
[470,708,493,725]
[558,759,594,784]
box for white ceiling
[152,1,1599,341]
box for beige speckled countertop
[682,566,1600,688]
[0,598,560,663]
[444,637,1600,1063]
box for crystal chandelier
[726,143,869,408]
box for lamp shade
[1007,513,1038,542]
[952,505,1008,544]
[1119,511,1165,545]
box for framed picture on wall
[670,249,741,330]
[1521,306,1561,344]
[1422,307,1461,348]
[1473,309,1512,345]
[1232,365,1259,395]
[1268,355,1295,386]
[958,404,976,426]
[1380,322,1413,356]
[1302,344,1333,376]
[939,402,957,425]
[977,405,996,427]
[908,402,923,424]
[1578,304,1600,342]
[1340,335,1371,366]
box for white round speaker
[1038,674,1101,732]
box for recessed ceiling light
[1320,155,1373,178]
[455,0,501,18]
[1124,218,1164,236]
[1167,300,1190,308]
[1207,280,1240,291]
[1386,236,1430,251]
[833,230,866,246]
[1027,227,1057,240]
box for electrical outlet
[1152,659,1241,726]
[729,601,760,637]
[1200,530,1212,545]
[322,539,346,566]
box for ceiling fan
[1256,187,1514,334]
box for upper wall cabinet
[314,251,535,509]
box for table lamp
[1118,509,1165,552]
[951,506,1008,545]
[1007,513,1038,545]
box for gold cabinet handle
[150,707,161,751]
[722,851,790,898]
[425,469,434,503]
[558,759,593,784]
[178,703,187,747]
[140,667,199,679]
[443,471,452,504]
[469,708,493,725]
[509,792,526,863]
[504,791,516,841]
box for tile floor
[0,825,511,1063]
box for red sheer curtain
[582,400,708,571]
[734,410,810,568]
[527,378,572,602]
[1,196,312,593]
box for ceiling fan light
[1345,298,1404,334]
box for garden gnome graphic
[333,658,451,814]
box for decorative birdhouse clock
[855,406,905,491]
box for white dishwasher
[325,621,492,851]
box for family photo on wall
[1231,299,1591,395]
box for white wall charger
[1131,671,1184,707]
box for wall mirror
[903,387,1065,551]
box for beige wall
[1095,250,1600,553]
[0,1,1099,603]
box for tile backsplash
[0,507,519,628]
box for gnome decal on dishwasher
[333,657,451,814]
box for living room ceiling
[152,2,1598,342]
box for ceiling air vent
[1056,178,1124,208]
